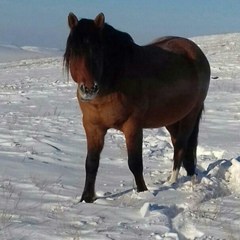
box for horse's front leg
[80,122,107,203]
[123,123,147,192]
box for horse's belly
[142,96,197,128]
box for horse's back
[149,36,210,95]
[150,36,206,59]
[150,36,210,79]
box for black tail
[183,105,204,176]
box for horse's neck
[100,27,142,91]
[102,37,136,79]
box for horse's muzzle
[78,83,99,102]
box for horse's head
[64,13,105,102]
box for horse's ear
[68,12,78,30]
[94,13,105,29]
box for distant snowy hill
[0,33,239,240]
[0,44,63,63]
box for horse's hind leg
[123,122,147,192]
[166,122,181,183]
[183,106,203,176]
[167,106,203,184]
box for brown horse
[64,13,210,203]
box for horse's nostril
[79,83,98,95]
[90,84,99,94]
[80,84,85,92]
[93,84,99,92]
[80,84,89,93]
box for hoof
[137,186,148,192]
[190,174,198,184]
[168,178,177,185]
[168,169,179,184]
[164,180,177,187]
[80,192,96,203]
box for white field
[0,34,239,240]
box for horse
[64,12,210,203]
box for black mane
[101,23,135,78]
[64,19,135,73]
[102,23,134,46]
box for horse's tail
[183,104,204,173]
[192,104,204,146]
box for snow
[0,45,62,63]
[0,33,240,239]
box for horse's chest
[80,97,130,129]
[101,102,130,128]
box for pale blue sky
[0,0,240,49]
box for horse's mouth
[79,91,98,102]
[80,97,91,102]
[78,83,99,102]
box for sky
[0,0,240,50]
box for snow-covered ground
[0,34,239,240]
